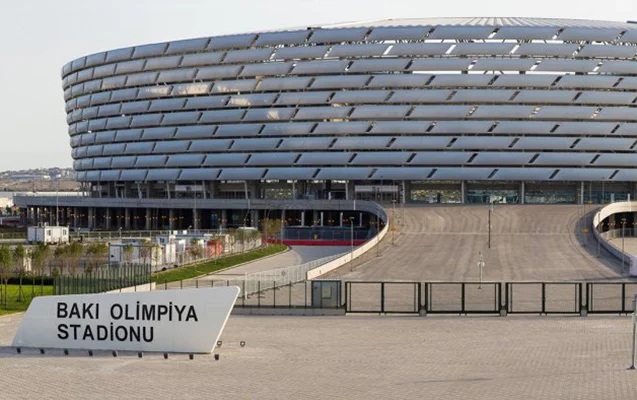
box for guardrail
[592,201,637,274]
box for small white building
[27,225,69,244]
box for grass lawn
[152,244,287,283]
[0,284,54,316]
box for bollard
[189,354,194,360]
[163,353,168,359]
[214,354,220,361]
[240,341,246,348]
[112,351,118,358]
[217,340,222,348]
[64,349,69,356]
[88,350,93,357]
[16,347,21,354]
[138,352,143,358]
[40,349,45,355]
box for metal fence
[53,264,151,295]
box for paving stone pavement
[2,312,637,399]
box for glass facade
[466,189,519,204]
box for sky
[0,0,636,171]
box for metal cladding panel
[116,60,145,74]
[153,141,190,153]
[452,137,513,149]
[105,48,134,63]
[452,43,516,56]
[88,118,107,132]
[175,126,216,139]
[86,145,103,157]
[328,44,389,58]
[217,168,266,180]
[471,59,535,71]
[265,168,318,180]
[157,69,197,83]
[102,143,126,155]
[367,26,429,40]
[145,169,181,181]
[114,99,148,115]
[181,52,224,67]
[261,122,314,136]
[428,75,493,87]
[101,76,127,91]
[472,106,535,119]
[515,90,577,103]
[332,137,391,150]
[536,59,597,73]
[216,124,262,137]
[368,74,431,88]
[166,154,205,166]
[387,43,451,56]
[491,75,558,88]
[554,168,615,181]
[207,34,256,50]
[240,62,293,77]
[126,72,159,87]
[212,79,258,93]
[187,139,232,152]
[391,136,452,149]
[130,114,163,128]
[279,137,334,151]
[132,43,167,59]
[196,65,241,80]
[294,106,351,120]
[451,90,515,102]
[292,60,348,75]
[371,167,433,180]
[599,61,637,74]
[161,111,201,125]
[110,156,137,168]
[115,129,143,142]
[125,142,155,154]
[329,90,389,104]
[431,121,492,133]
[308,28,368,43]
[315,168,373,180]
[556,75,618,89]
[76,171,87,181]
[144,55,182,70]
[172,83,212,96]
[135,155,168,167]
[595,154,637,166]
[248,153,299,166]
[534,106,596,120]
[137,86,171,99]
[231,138,280,151]
[622,30,637,43]
[200,109,245,123]
[613,170,637,180]
[371,121,430,134]
[105,116,132,130]
[73,146,87,158]
[243,108,295,122]
[428,26,494,39]
[596,108,637,120]
[314,121,370,134]
[348,59,410,73]
[76,95,91,108]
[617,78,637,90]
[297,152,354,165]
[83,79,102,93]
[516,44,578,57]
[534,153,595,165]
[410,58,472,71]
[576,138,635,150]
[165,38,209,54]
[351,152,411,165]
[514,137,575,149]
[258,77,312,91]
[350,105,410,120]
[494,27,558,40]
[91,91,114,105]
[389,90,451,103]
[433,168,494,180]
[119,170,148,181]
[223,48,273,63]
[493,168,556,180]
[555,122,616,134]
[97,104,120,117]
[310,75,368,89]
[272,46,330,60]
[616,123,637,134]
[149,98,187,112]
[559,27,622,41]
[93,63,116,78]
[472,152,535,165]
[409,105,471,119]
[85,171,101,181]
[78,158,94,170]
[99,170,121,181]
[94,131,118,145]
[254,30,309,46]
[577,91,636,105]
[577,45,637,58]
[410,152,472,165]
[184,96,227,109]
[178,168,220,180]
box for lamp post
[391,199,396,245]
[350,216,355,269]
[477,251,485,289]
[622,217,627,271]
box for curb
[199,245,291,278]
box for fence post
[257,281,261,308]
[273,280,276,307]
[623,283,627,314]
[461,283,466,316]
[305,280,308,309]
[541,283,546,315]
[380,282,385,314]
[242,280,245,308]
[416,282,421,314]
[289,282,292,309]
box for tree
[138,240,152,265]
[122,244,134,265]
[13,244,26,302]
[0,244,13,307]
[188,239,203,260]
[85,242,108,272]
[67,242,84,275]
[30,243,51,295]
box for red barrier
[265,239,367,246]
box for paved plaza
[2,312,637,399]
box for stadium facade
[15,17,637,230]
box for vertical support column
[579,181,585,205]
[192,208,198,231]
[115,208,122,230]
[221,209,227,231]
[145,208,152,230]
[520,181,525,205]
[300,211,305,227]
[359,212,363,228]
[320,211,324,226]
[105,208,112,230]
[345,181,354,201]
[88,207,95,230]
[251,209,259,228]
[73,207,78,229]
[339,212,343,227]
[124,208,131,230]
[313,210,318,226]
[168,209,175,231]
[461,181,466,204]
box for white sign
[12,287,239,354]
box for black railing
[53,264,152,295]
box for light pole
[391,199,396,245]
[350,217,355,270]
[622,217,627,271]
[478,251,485,289]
